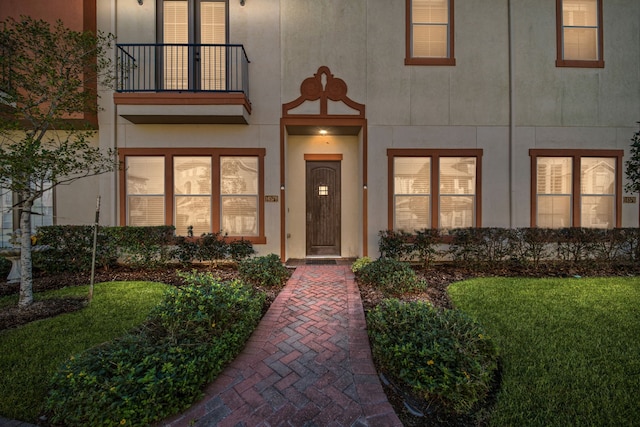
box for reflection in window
[174,157,211,236]
[534,154,617,228]
[122,150,264,239]
[221,157,258,236]
[391,153,479,231]
[439,157,476,229]
[580,157,615,228]
[536,157,572,228]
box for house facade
[2,0,640,260]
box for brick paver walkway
[162,265,402,427]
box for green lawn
[448,276,640,427]
[0,281,168,423]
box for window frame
[529,149,622,228]
[556,0,604,68]
[387,149,482,230]
[119,147,266,244]
[405,0,456,66]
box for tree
[0,17,119,308]
[624,122,640,227]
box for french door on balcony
[158,0,228,91]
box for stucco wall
[85,0,640,258]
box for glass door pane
[200,1,226,90]
[163,0,189,90]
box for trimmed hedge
[32,225,255,273]
[45,272,265,427]
[379,227,640,269]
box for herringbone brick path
[161,265,401,427]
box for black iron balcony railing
[116,43,249,97]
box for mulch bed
[1,261,638,426]
[0,264,280,332]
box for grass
[448,276,640,427]
[0,281,168,423]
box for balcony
[113,43,251,124]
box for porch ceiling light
[240,0,245,5]
[319,129,328,136]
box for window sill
[405,57,456,66]
[556,59,604,68]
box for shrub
[448,228,512,267]
[195,231,229,262]
[229,239,256,261]
[33,225,118,272]
[508,227,554,267]
[413,228,441,267]
[108,226,176,268]
[238,254,289,288]
[355,258,426,296]
[45,273,265,427]
[378,229,414,261]
[367,299,499,415]
[34,225,176,272]
[351,256,372,274]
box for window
[120,148,265,243]
[405,0,455,66]
[0,186,54,248]
[388,149,481,230]
[556,0,604,68]
[158,0,228,90]
[530,150,622,228]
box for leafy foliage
[367,299,498,415]
[0,16,118,306]
[350,256,372,274]
[355,258,427,296]
[33,225,175,272]
[45,272,265,426]
[625,123,640,195]
[378,227,640,268]
[172,232,255,265]
[238,254,289,288]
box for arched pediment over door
[282,66,365,119]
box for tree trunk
[18,200,34,308]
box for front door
[306,161,341,256]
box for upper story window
[388,149,481,231]
[530,150,621,228]
[157,0,228,90]
[556,0,604,68]
[405,0,455,66]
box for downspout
[112,0,119,226]
[508,0,516,228]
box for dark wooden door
[306,161,341,256]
